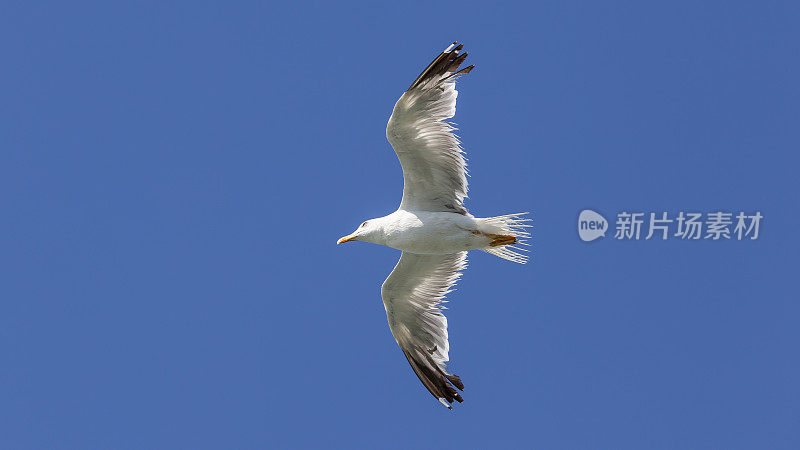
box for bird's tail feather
[480,213,532,264]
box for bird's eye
[361,221,368,228]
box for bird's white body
[346,209,529,261]
[378,210,485,254]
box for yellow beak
[337,234,357,245]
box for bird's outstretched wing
[386,42,474,215]
[381,251,467,409]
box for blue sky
[2,1,798,448]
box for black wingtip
[402,345,465,409]
[407,41,474,92]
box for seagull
[337,42,531,409]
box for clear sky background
[2,1,798,449]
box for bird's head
[337,218,385,245]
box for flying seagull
[337,42,531,409]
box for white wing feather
[381,251,467,409]
[386,43,474,215]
